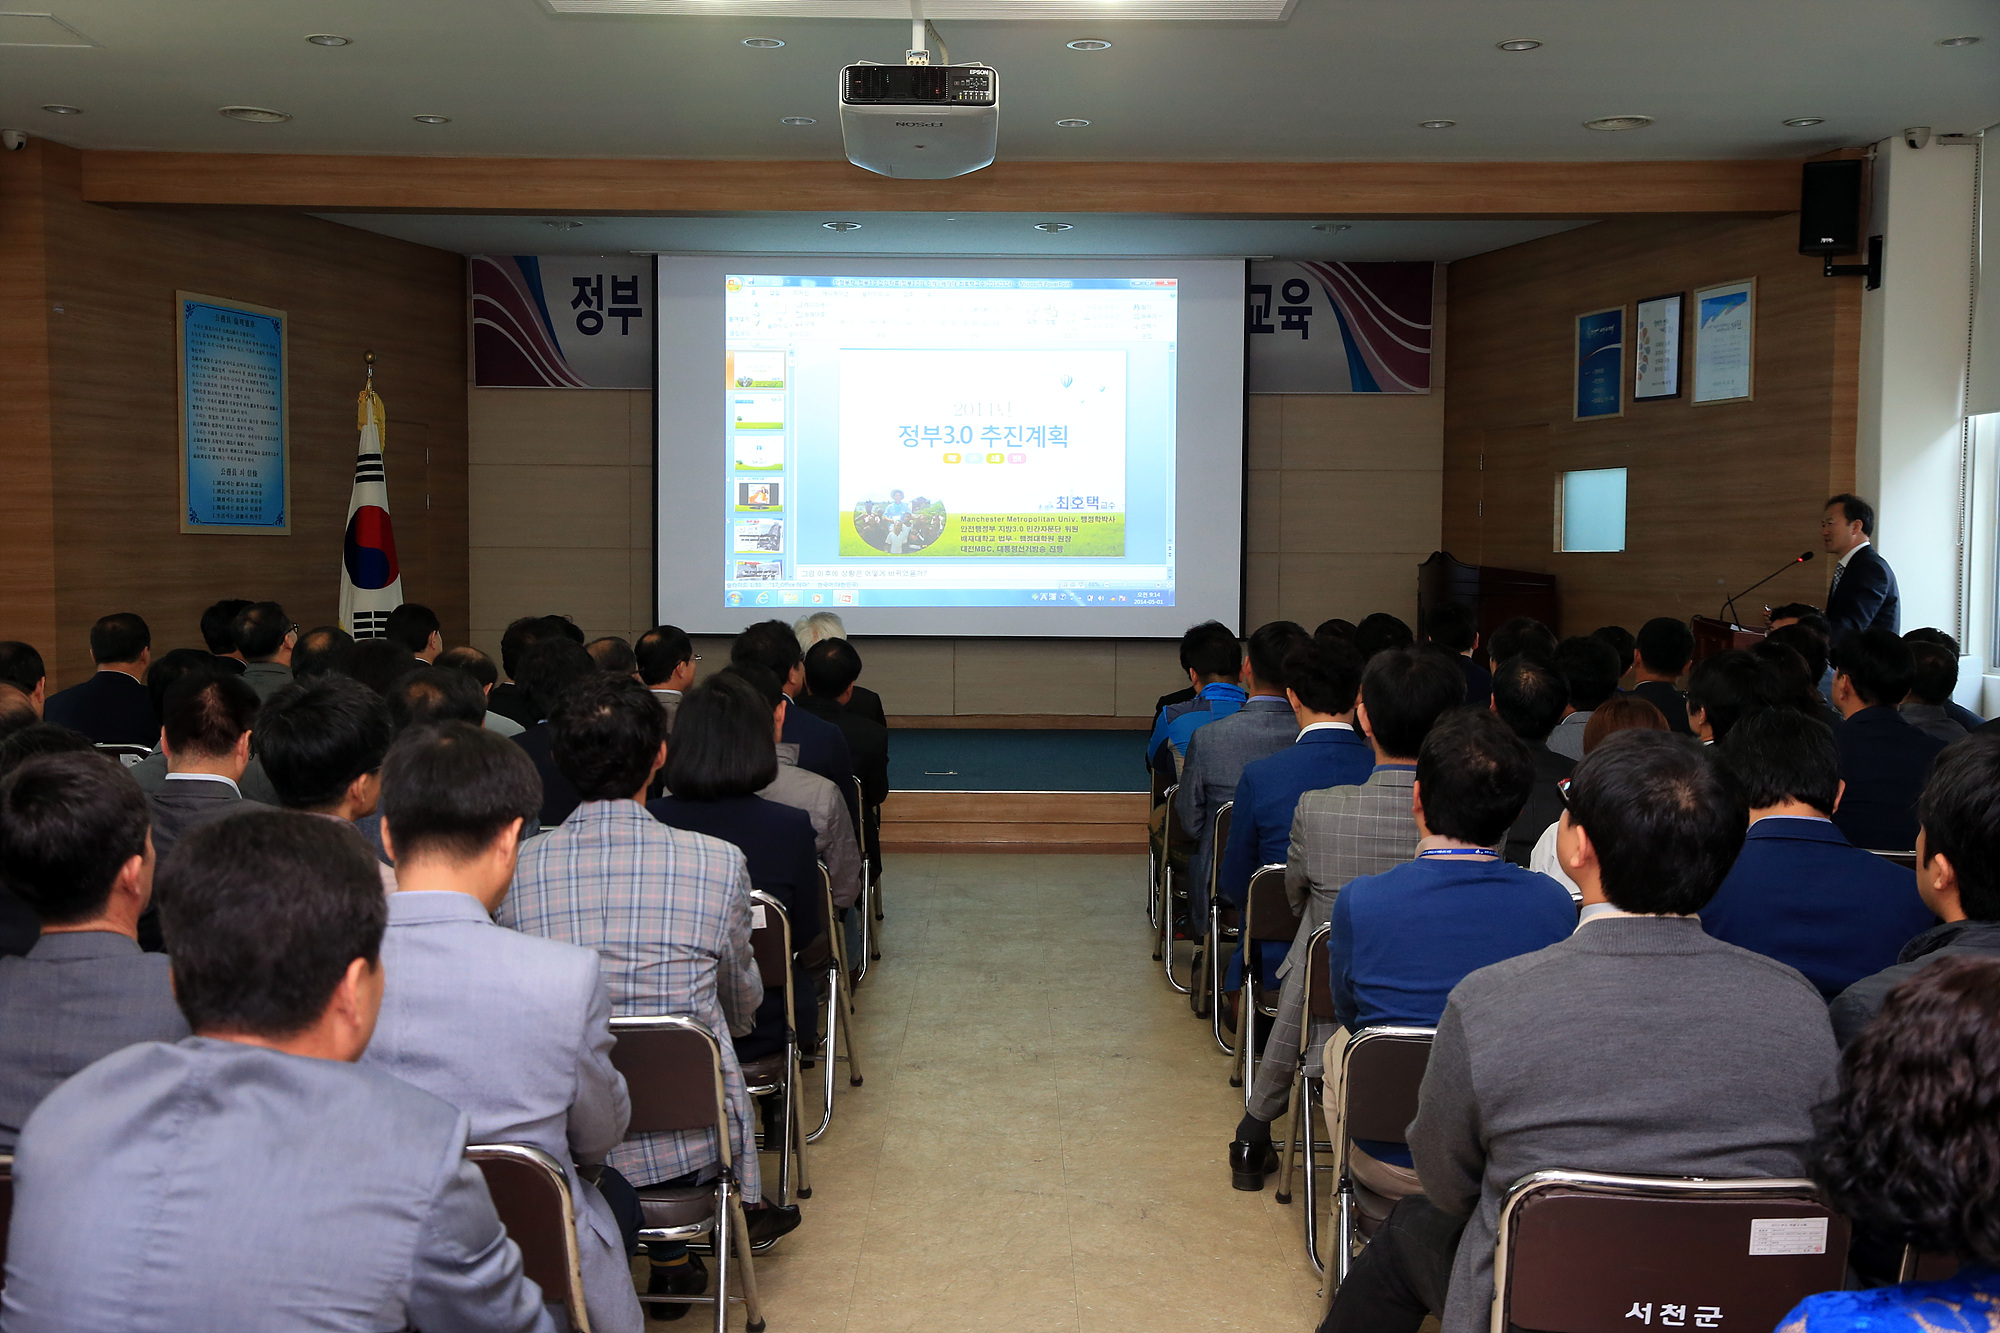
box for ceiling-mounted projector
[839,61,998,179]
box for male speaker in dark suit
[1822,493,1899,645]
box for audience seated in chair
[1215,636,1372,995]
[1832,733,2000,1044]
[1229,647,1463,1190]
[1526,695,1668,897]
[43,612,156,744]
[1829,629,1947,851]
[1,810,556,1331]
[1766,623,1842,725]
[1485,616,1557,669]
[436,644,524,737]
[1176,620,1313,920]
[731,620,858,829]
[0,752,188,1150]
[1324,729,1838,1333]
[1423,603,1488,708]
[1591,623,1636,683]
[1491,657,1575,865]
[800,638,890,824]
[0,641,47,718]
[1900,641,1968,744]
[511,636,598,828]
[1147,619,1246,777]
[488,615,575,730]
[198,598,252,674]
[1781,956,2000,1331]
[385,602,445,665]
[127,647,281,806]
[360,722,646,1333]
[255,676,398,894]
[497,672,801,1288]
[1685,648,1770,744]
[292,624,357,684]
[586,635,641,680]
[794,611,886,726]
[1353,613,1415,661]
[232,601,297,702]
[1322,707,1575,1200]
[726,665,864,911]
[144,670,265,864]
[1545,635,1623,762]
[1630,617,1695,736]
[1702,708,1935,998]
[1904,627,1983,731]
[635,624,698,731]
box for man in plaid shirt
[500,673,799,1310]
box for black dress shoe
[646,1254,707,1322]
[744,1201,803,1246]
[1228,1139,1279,1191]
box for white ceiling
[319,211,1590,260]
[1,0,1994,164]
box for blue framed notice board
[1574,305,1625,421]
[178,291,290,534]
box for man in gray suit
[144,670,266,863]
[1,809,554,1332]
[0,752,188,1149]
[1175,620,1312,918]
[363,722,645,1333]
[1230,648,1465,1190]
[1322,732,1838,1333]
[233,599,298,702]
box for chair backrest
[1304,924,1335,1024]
[748,889,792,981]
[608,1016,731,1166]
[1150,758,1173,807]
[1,1153,11,1289]
[816,860,836,941]
[93,742,151,768]
[1492,1170,1851,1333]
[1339,1027,1433,1145]
[1244,864,1297,943]
[467,1143,588,1331]
[1899,1248,1962,1283]
[852,776,869,855]
[1867,848,1919,870]
[1163,785,1196,852]
[1207,801,1233,890]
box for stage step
[880,790,1148,854]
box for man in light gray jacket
[363,722,644,1333]
[1,808,552,1333]
[1321,732,1838,1333]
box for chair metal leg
[1236,973,1257,1097]
[710,1182,734,1333]
[808,973,837,1143]
[728,1187,768,1333]
[1161,871,1193,994]
[1335,1180,1355,1284]
[1275,1070,1305,1205]
[854,901,873,984]
[790,1043,812,1200]
[1207,904,1235,1055]
[1303,1075,1326,1276]
[836,967,864,1086]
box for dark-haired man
[731,619,856,826]
[585,636,640,679]
[0,641,47,717]
[512,636,597,828]
[1323,732,1837,1333]
[729,664,864,912]
[1630,617,1694,736]
[436,644,525,737]
[1321,710,1574,1199]
[1545,635,1622,761]
[1704,709,1933,998]
[801,638,889,887]
[1228,647,1463,1190]
[43,612,156,744]
[1822,492,1899,644]
[1685,648,1766,744]
[362,723,641,1333]
[0,753,188,1149]
[488,615,567,729]
[1177,621,1313,916]
[1904,628,1983,731]
[146,670,266,864]
[293,624,356,684]
[233,601,297,702]
[1490,657,1575,864]
[385,602,444,664]
[1353,612,1415,662]
[1829,628,1947,851]
[1148,620,1245,773]
[257,676,398,893]
[199,598,252,674]
[636,624,698,730]
[1767,622,1839,723]
[387,666,488,734]
[2,810,554,1331]
[1424,603,1487,707]
[499,674,799,1264]
[1486,616,1558,668]
[1901,641,1968,743]
[1832,733,2000,1043]
[1591,624,1636,681]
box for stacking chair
[1146,759,1174,929]
[1329,1026,1434,1284]
[1193,803,1235,1049]
[607,1015,767,1333]
[852,776,879,977]
[1490,1170,1850,1333]
[807,862,863,1145]
[1899,1249,1961,1282]
[1868,848,1919,870]
[467,1143,594,1333]
[1157,784,1198,992]
[743,890,808,1205]
[0,1153,11,1287]
[92,742,152,769]
[1235,864,1299,1097]
[1275,925,1337,1271]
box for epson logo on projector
[895,121,945,128]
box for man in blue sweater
[1705,706,1934,998]
[1323,706,1576,1195]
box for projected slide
[720,275,1178,612]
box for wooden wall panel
[13,143,467,686]
[1442,214,1859,636]
[0,142,60,665]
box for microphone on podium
[1722,551,1815,625]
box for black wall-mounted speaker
[1799,160,1863,256]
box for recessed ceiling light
[413,115,451,124]
[1782,116,1826,128]
[305,34,351,47]
[542,220,586,230]
[1310,223,1352,233]
[1034,222,1074,232]
[1419,119,1457,129]
[822,221,861,231]
[1496,39,1541,51]
[780,116,816,125]
[40,104,82,115]
[1055,118,1091,127]
[219,106,292,123]
[1067,38,1111,50]
[1937,35,1980,46]
[743,36,785,47]
[1584,114,1654,131]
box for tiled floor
[732,853,1328,1332]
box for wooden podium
[1691,616,1768,661]
[1417,552,1559,654]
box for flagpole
[340,350,403,638]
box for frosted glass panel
[1560,467,1627,552]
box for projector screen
[654,256,1245,637]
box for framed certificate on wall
[1633,293,1683,400]
[1574,305,1625,421]
[178,291,291,534]
[1692,278,1755,405]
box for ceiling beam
[76,152,1802,217]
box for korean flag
[339,382,403,639]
